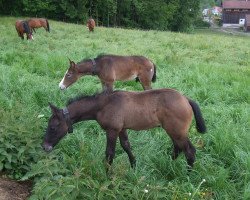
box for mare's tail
[23,21,31,34]
[46,19,50,32]
[152,63,156,82]
[188,99,207,133]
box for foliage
[0,16,250,199]
[0,0,200,32]
[194,17,211,28]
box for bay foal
[43,89,206,170]
[59,55,156,92]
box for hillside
[0,17,249,199]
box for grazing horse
[59,55,156,92]
[28,18,50,33]
[15,20,33,40]
[43,89,206,170]
[87,18,95,32]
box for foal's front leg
[119,130,136,168]
[105,130,118,170]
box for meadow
[0,16,249,199]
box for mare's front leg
[119,130,136,168]
[105,130,118,171]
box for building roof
[223,1,250,9]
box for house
[244,14,250,31]
[211,6,222,16]
[222,0,250,27]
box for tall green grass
[0,16,249,199]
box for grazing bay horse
[59,55,156,92]
[15,20,33,40]
[28,18,50,33]
[87,18,95,32]
[43,89,206,170]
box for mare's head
[23,21,33,40]
[42,103,72,152]
[59,59,81,90]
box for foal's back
[98,89,192,131]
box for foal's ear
[68,58,76,68]
[48,102,60,114]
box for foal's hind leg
[173,137,196,168]
[138,77,152,90]
[101,81,114,93]
[171,139,182,160]
[119,130,136,168]
[137,74,152,90]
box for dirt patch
[0,177,32,200]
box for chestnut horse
[15,20,33,40]
[59,55,156,92]
[28,18,50,33]
[43,89,206,170]
[87,18,95,32]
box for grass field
[0,16,249,199]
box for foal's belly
[124,116,160,131]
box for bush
[194,17,211,28]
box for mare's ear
[48,102,60,115]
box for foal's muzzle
[42,143,53,152]
[59,83,67,90]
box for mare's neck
[67,97,100,124]
[77,60,98,75]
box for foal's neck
[77,60,97,75]
[67,97,100,123]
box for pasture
[0,16,249,199]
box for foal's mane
[78,54,114,64]
[66,92,105,106]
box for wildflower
[144,189,149,193]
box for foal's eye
[50,126,56,131]
[66,73,72,78]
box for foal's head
[43,103,72,152]
[59,59,81,90]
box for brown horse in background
[87,18,95,32]
[59,55,156,92]
[15,20,33,40]
[43,89,206,170]
[28,18,50,33]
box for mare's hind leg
[119,130,136,168]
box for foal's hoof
[131,160,136,169]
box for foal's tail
[152,63,156,83]
[188,99,207,133]
[46,19,50,32]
